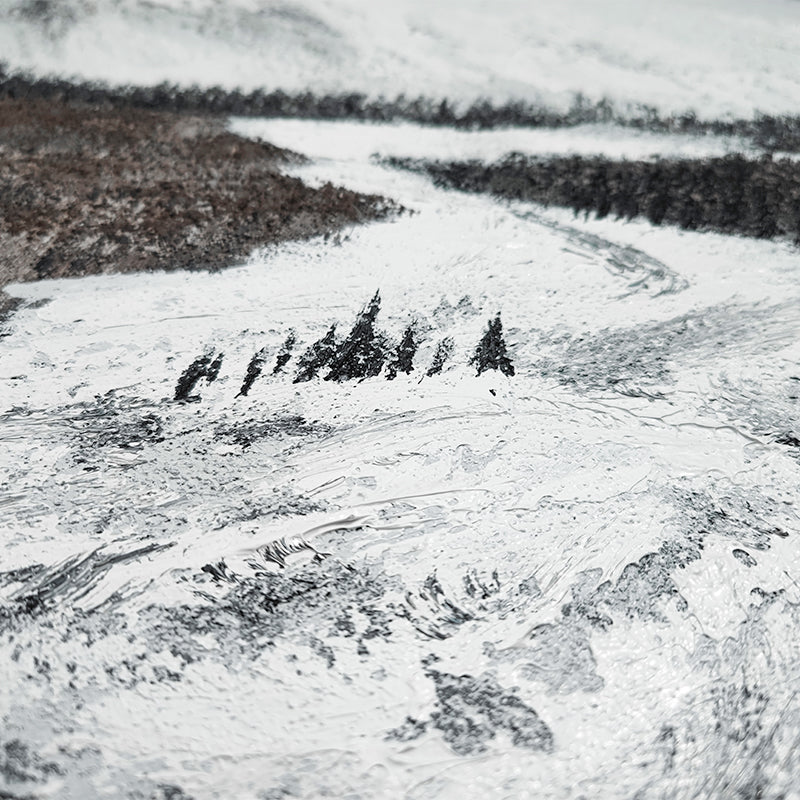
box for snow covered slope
[3,0,800,794]
[228,118,761,162]
[2,0,800,118]
[2,120,800,798]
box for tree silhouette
[471,314,515,377]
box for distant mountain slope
[1,0,799,119]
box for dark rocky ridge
[386,153,800,242]
[0,95,400,291]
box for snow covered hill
[3,119,800,798]
[2,0,800,118]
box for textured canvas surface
[2,3,800,798]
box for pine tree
[175,350,224,401]
[325,291,389,381]
[470,314,515,377]
[386,324,417,380]
[293,325,338,383]
[272,331,296,374]
[426,337,454,377]
[237,347,268,397]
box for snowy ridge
[229,118,761,162]
[2,0,800,119]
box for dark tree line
[2,63,800,151]
[393,153,800,242]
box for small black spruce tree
[237,347,268,397]
[325,291,389,381]
[386,324,417,380]
[174,350,224,401]
[471,314,514,377]
[426,337,454,377]
[293,325,338,383]
[272,331,296,374]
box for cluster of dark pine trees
[401,153,800,242]
[174,293,515,401]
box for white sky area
[1,0,800,119]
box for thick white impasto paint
[2,117,800,798]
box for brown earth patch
[0,97,399,290]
